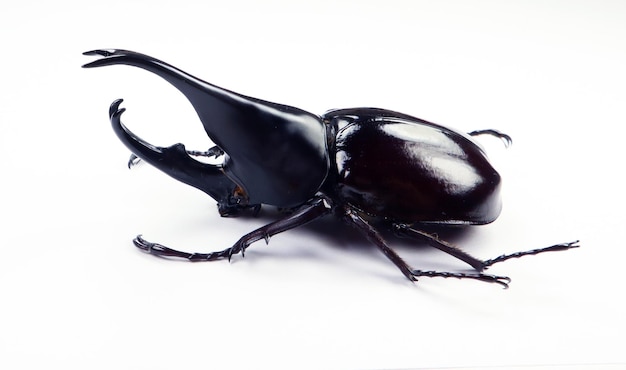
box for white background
[1,1,624,369]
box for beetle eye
[233,185,247,199]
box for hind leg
[128,146,224,168]
[468,129,512,147]
[342,209,512,288]
[394,223,579,284]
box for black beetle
[83,49,578,288]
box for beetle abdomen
[326,108,502,224]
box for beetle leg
[133,195,333,261]
[127,154,140,168]
[408,270,511,288]
[343,208,416,281]
[482,240,580,268]
[344,209,511,288]
[393,224,487,271]
[468,129,512,147]
[394,225,579,276]
[186,146,225,159]
[128,146,224,168]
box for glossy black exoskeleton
[83,49,578,288]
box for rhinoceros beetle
[83,49,578,288]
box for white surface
[1,1,624,369]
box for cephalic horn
[108,98,242,214]
[83,49,329,207]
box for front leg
[134,195,332,261]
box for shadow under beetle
[83,49,579,288]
